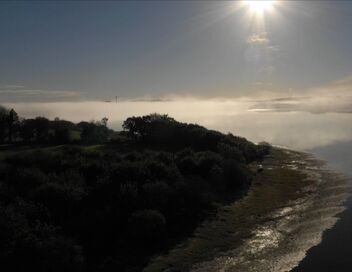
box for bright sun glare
[244,0,275,14]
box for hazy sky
[1,1,352,102]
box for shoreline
[145,147,350,272]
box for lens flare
[244,0,275,14]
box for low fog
[5,96,352,151]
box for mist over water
[6,99,352,151]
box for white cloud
[267,45,280,52]
[0,89,81,102]
[247,32,269,45]
[0,84,25,89]
[261,65,276,73]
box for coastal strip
[145,148,350,272]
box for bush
[127,210,166,241]
[142,181,170,209]
[9,168,48,197]
[0,204,84,272]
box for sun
[244,0,275,14]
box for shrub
[127,210,166,241]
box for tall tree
[33,117,50,142]
[0,107,7,144]
[7,109,18,143]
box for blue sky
[1,1,352,102]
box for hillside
[0,107,270,271]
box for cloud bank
[250,75,352,114]
[0,85,81,102]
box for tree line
[0,106,110,145]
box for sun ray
[244,0,275,15]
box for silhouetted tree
[101,117,108,127]
[0,106,7,144]
[19,119,36,142]
[52,119,75,144]
[6,109,18,143]
[122,114,175,142]
[77,121,109,144]
[33,117,50,142]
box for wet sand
[144,148,349,272]
[291,197,352,272]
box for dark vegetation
[0,106,271,271]
[0,106,110,145]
